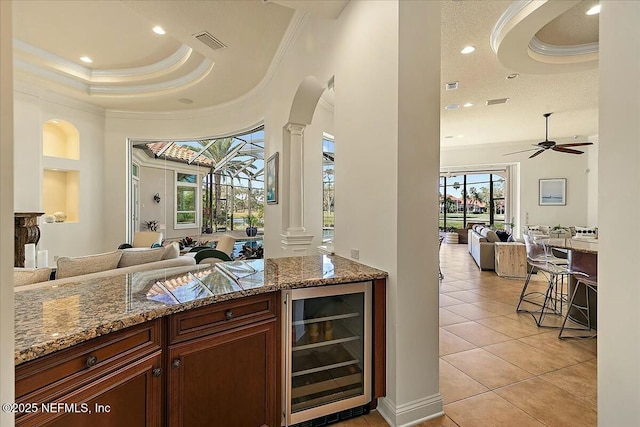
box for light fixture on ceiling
[463,102,473,108]
[80,56,93,63]
[153,26,166,35]
[460,45,476,54]
[506,73,520,80]
[444,104,460,110]
[586,4,601,15]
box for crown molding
[529,36,598,57]
[13,80,105,116]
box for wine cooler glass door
[285,281,371,425]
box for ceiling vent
[193,31,227,51]
[486,97,509,105]
[445,81,459,91]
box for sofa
[15,242,196,290]
[468,225,501,270]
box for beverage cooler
[282,282,372,426]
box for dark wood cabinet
[167,293,280,427]
[15,320,164,427]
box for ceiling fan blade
[553,146,584,155]
[503,147,541,156]
[529,149,545,158]
[556,142,594,148]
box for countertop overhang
[14,255,387,365]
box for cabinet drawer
[16,319,163,401]
[169,293,277,344]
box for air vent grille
[445,81,459,91]
[486,97,509,105]
[193,31,227,50]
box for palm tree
[196,138,258,231]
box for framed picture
[266,152,279,204]
[539,178,566,206]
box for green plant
[246,214,258,227]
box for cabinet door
[17,352,162,427]
[168,321,278,427]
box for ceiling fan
[504,113,593,158]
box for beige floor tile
[442,348,534,389]
[442,322,512,347]
[483,340,575,375]
[443,303,502,321]
[518,330,597,364]
[439,283,462,293]
[414,415,459,426]
[440,328,476,356]
[495,377,597,426]
[445,392,545,427]
[471,299,518,315]
[439,308,469,327]
[541,359,597,409]
[439,359,488,404]
[440,294,466,307]
[443,290,488,303]
[476,316,542,339]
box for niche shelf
[42,169,80,222]
[43,119,79,160]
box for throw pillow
[496,230,510,242]
[574,226,598,239]
[56,250,123,279]
[162,242,180,260]
[118,247,165,268]
[483,229,501,243]
[14,267,52,286]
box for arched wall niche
[43,119,79,160]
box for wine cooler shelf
[293,321,361,351]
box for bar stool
[517,234,570,327]
[559,273,598,339]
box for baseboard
[376,393,444,427]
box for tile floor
[334,243,597,427]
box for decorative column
[14,212,44,267]
[281,123,313,255]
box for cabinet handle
[153,368,162,377]
[225,309,233,320]
[172,359,181,369]
[86,355,98,368]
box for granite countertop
[14,255,387,365]
[545,238,598,254]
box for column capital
[285,122,306,136]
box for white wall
[13,87,106,262]
[598,2,640,425]
[586,142,598,226]
[1,2,15,425]
[441,140,592,230]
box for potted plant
[245,214,258,237]
[550,224,567,238]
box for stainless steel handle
[283,292,290,427]
[172,359,181,369]
[86,355,98,368]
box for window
[439,171,507,230]
[322,134,335,242]
[176,172,198,227]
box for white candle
[25,244,36,268]
[37,250,48,268]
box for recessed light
[506,73,520,80]
[463,102,473,108]
[444,104,460,110]
[153,26,166,35]
[80,56,93,63]
[178,98,194,104]
[586,4,601,15]
[460,45,475,54]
